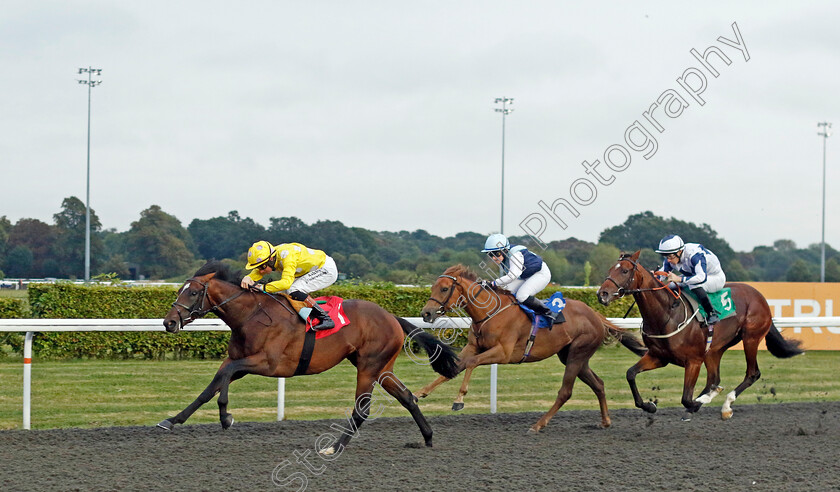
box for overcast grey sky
[2,1,837,252]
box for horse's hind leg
[321,370,378,456]
[722,335,762,420]
[158,358,235,430]
[576,362,611,428]
[530,355,584,433]
[379,372,434,447]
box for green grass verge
[0,347,837,430]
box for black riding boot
[691,287,718,348]
[522,296,557,323]
[309,303,335,331]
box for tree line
[1,200,838,284]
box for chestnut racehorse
[417,264,647,432]
[597,251,803,421]
[160,261,459,454]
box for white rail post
[490,363,498,413]
[277,378,285,421]
[23,331,33,430]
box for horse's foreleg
[157,358,234,430]
[696,351,724,405]
[216,355,268,429]
[530,357,590,433]
[452,366,474,411]
[379,373,434,447]
[627,354,666,414]
[414,344,476,399]
[679,359,704,421]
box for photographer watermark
[517,21,750,250]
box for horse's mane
[442,264,511,297]
[193,260,244,285]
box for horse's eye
[441,287,449,292]
[190,290,198,296]
[621,269,629,274]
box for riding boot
[296,292,335,331]
[522,296,557,323]
[691,288,718,347]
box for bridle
[427,274,513,326]
[171,277,247,326]
[603,256,680,300]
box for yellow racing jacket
[246,243,327,293]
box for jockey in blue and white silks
[656,234,727,346]
[481,233,556,322]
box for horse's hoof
[425,440,433,448]
[414,392,427,399]
[681,412,693,422]
[319,446,336,456]
[721,409,733,420]
[156,419,174,431]
[641,402,657,414]
[221,415,234,430]
[528,426,542,434]
[452,402,464,411]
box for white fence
[2,316,839,430]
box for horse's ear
[631,250,641,261]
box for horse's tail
[764,322,804,358]
[395,316,460,379]
[598,313,647,357]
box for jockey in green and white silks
[482,233,556,322]
[656,234,727,346]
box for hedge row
[4,282,637,359]
[0,298,27,318]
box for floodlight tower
[818,121,832,282]
[77,67,102,282]
[494,97,513,234]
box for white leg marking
[721,390,736,420]
[695,385,723,404]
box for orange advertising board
[741,282,840,350]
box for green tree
[786,259,816,282]
[586,243,621,285]
[825,258,840,282]
[52,196,104,278]
[125,205,195,279]
[4,245,33,278]
[188,211,266,261]
[7,218,55,277]
[0,215,11,268]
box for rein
[172,278,248,326]
[604,256,698,339]
[428,274,513,327]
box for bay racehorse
[597,251,804,421]
[416,264,647,432]
[160,261,459,454]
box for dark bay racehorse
[417,265,647,432]
[597,251,803,421]
[160,261,459,454]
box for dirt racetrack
[1,401,838,491]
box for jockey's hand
[666,272,682,284]
[479,279,493,290]
[250,283,265,293]
[240,276,255,289]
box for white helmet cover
[655,234,685,254]
[482,233,510,252]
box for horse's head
[421,273,465,323]
[164,273,217,333]
[597,250,643,306]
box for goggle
[661,253,679,260]
[487,251,504,258]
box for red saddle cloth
[306,296,350,339]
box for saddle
[282,294,350,338]
[682,288,737,325]
[517,292,567,329]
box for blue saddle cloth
[518,292,566,328]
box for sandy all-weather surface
[1,401,838,491]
